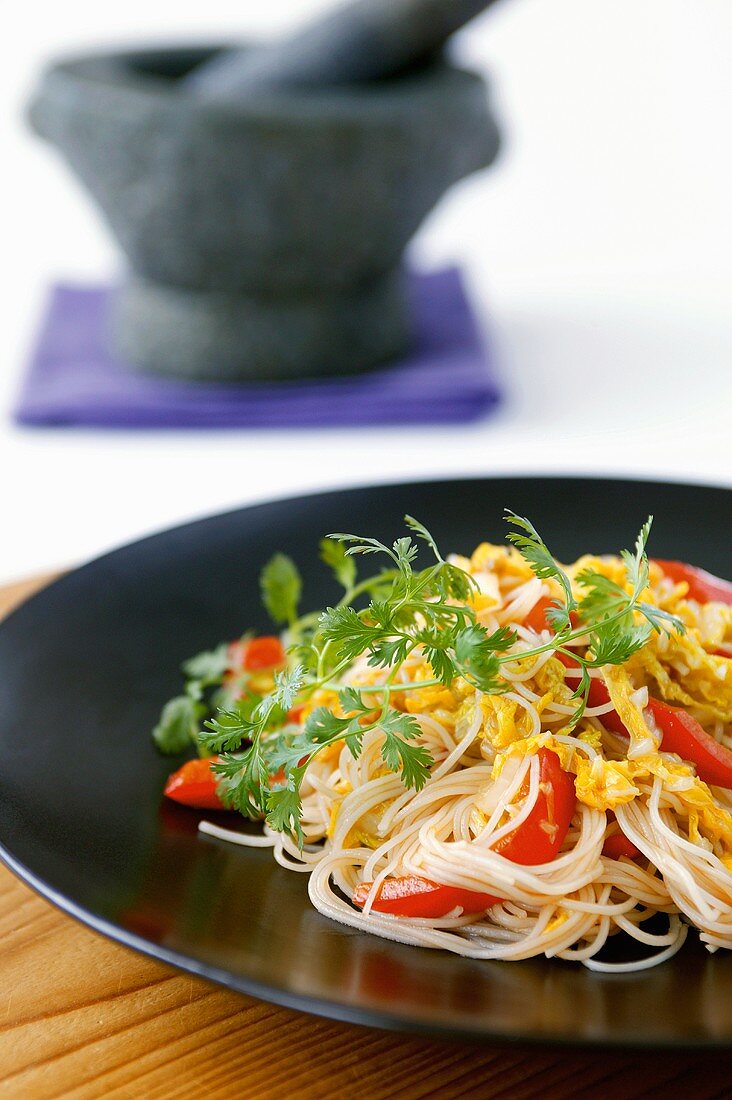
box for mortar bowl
[29,45,501,380]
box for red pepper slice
[164,756,225,810]
[646,698,732,789]
[353,749,576,917]
[493,748,576,865]
[165,753,298,809]
[352,876,501,918]
[602,832,641,860]
[653,560,732,605]
[228,635,286,672]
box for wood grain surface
[1,574,732,1100]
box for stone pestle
[185,0,500,98]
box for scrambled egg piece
[404,685,458,714]
[469,543,536,583]
[301,687,342,724]
[574,757,641,810]
[544,910,570,935]
[569,554,632,591]
[330,786,392,850]
[326,779,353,840]
[534,656,577,706]
[627,627,730,725]
[601,665,656,756]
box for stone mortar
[29,45,501,381]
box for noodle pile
[201,542,732,971]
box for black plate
[1,477,731,1048]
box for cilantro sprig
[506,510,684,722]
[152,509,684,845]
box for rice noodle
[198,539,732,972]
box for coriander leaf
[589,621,652,666]
[454,624,512,692]
[414,631,456,685]
[318,604,370,641]
[342,725,365,759]
[574,514,684,662]
[545,600,572,632]
[392,536,419,577]
[567,664,592,728]
[186,679,205,703]
[152,695,203,754]
[379,710,432,790]
[319,537,357,591]
[265,777,305,848]
[483,625,519,652]
[637,602,685,635]
[302,706,352,744]
[367,634,412,669]
[319,607,405,664]
[328,530,419,578]
[576,570,630,622]
[182,643,230,684]
[261,553,302,625]
[288,703,363,764]
[338,686,372,715]
[319,605,384,663]
[271,664,305,713]
[505,511,576,612]
[621,515,653,595]
[426,561,477,603]
[368,600,393,630]
[214,746,269,817]
[200,700,256,754]
[327,532,391,558]
[404,515,443,561]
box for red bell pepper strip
[602,831,641,860]
[646,698,732,789]
[492,747,576,865]
[352,877,502,918]
[164,756,225,810]
[165,755,302,807]
[227,635,287,672]
[353,749,576,918]
[653,560,732,605]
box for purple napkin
[14,268,500,429]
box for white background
[1,0,730,583]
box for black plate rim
[3,828,729,1052]
[1,473,731,1049]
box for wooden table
[2,576,732,1100]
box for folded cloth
[13,268,500,429]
